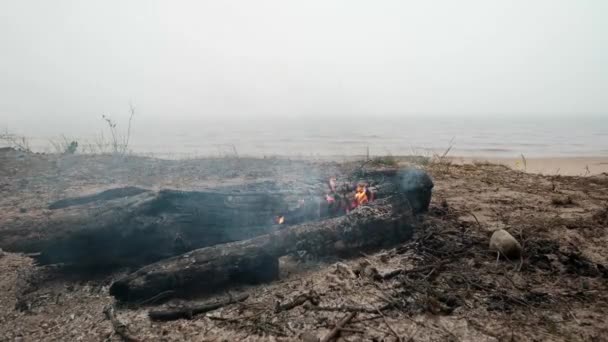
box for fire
[325,177,374,214]
[354,184,369,206]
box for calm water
[12,115,608,158]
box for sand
[1,149,607,341]
[450,156,608,176]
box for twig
[351,315,383,323]
[460,209,482,228]
[103,305,140,342]
[381,261,450,280]
[122,103,135,156]
[338,327,365,334]
[376,306,401,341]
[305,303,392,313]
[148,293,249,321]
[275,290,319,312]
[320,312,357,342]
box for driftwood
[148,293,249,321]
[110,194,417,302]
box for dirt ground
[1,148,607,341]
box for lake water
[8,115,608,159]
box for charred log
[0,186,293,266]
[109,195,416,302]
[0,168,433,269]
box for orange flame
[354,184,369,206]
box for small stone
[489,229,522,260]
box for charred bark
[0,187,293,266]
[0,168,433,270]
[109,195,416,302]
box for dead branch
[320,312,357,342]
[103,305,140,342]
[148,293,249,321]
[274,290,320,313]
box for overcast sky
[1,0,606,133]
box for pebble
[489,229,522,259]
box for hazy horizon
[1,1,607,157]
[2,1,607,126]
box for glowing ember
[354,184,369,206]
[325,177,375,214]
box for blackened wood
[0,187,290,267]
[109,195,416,302]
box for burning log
[109,194,417,302]
[0,167,433,271]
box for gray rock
[490,229,522,260]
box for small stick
[320,312,357,342]
[351,315,383,324]
[148,293,249,321]
[381,261,449,280]
[376,306,401,342]
[306,303,391,313]
[275,290,319,313]
[338,327,365,334]
[103,305,140,342]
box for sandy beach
[450,156,608,176]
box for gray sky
[1,0,607,133]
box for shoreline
[2,145,607,176]
[448,156,608,176]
